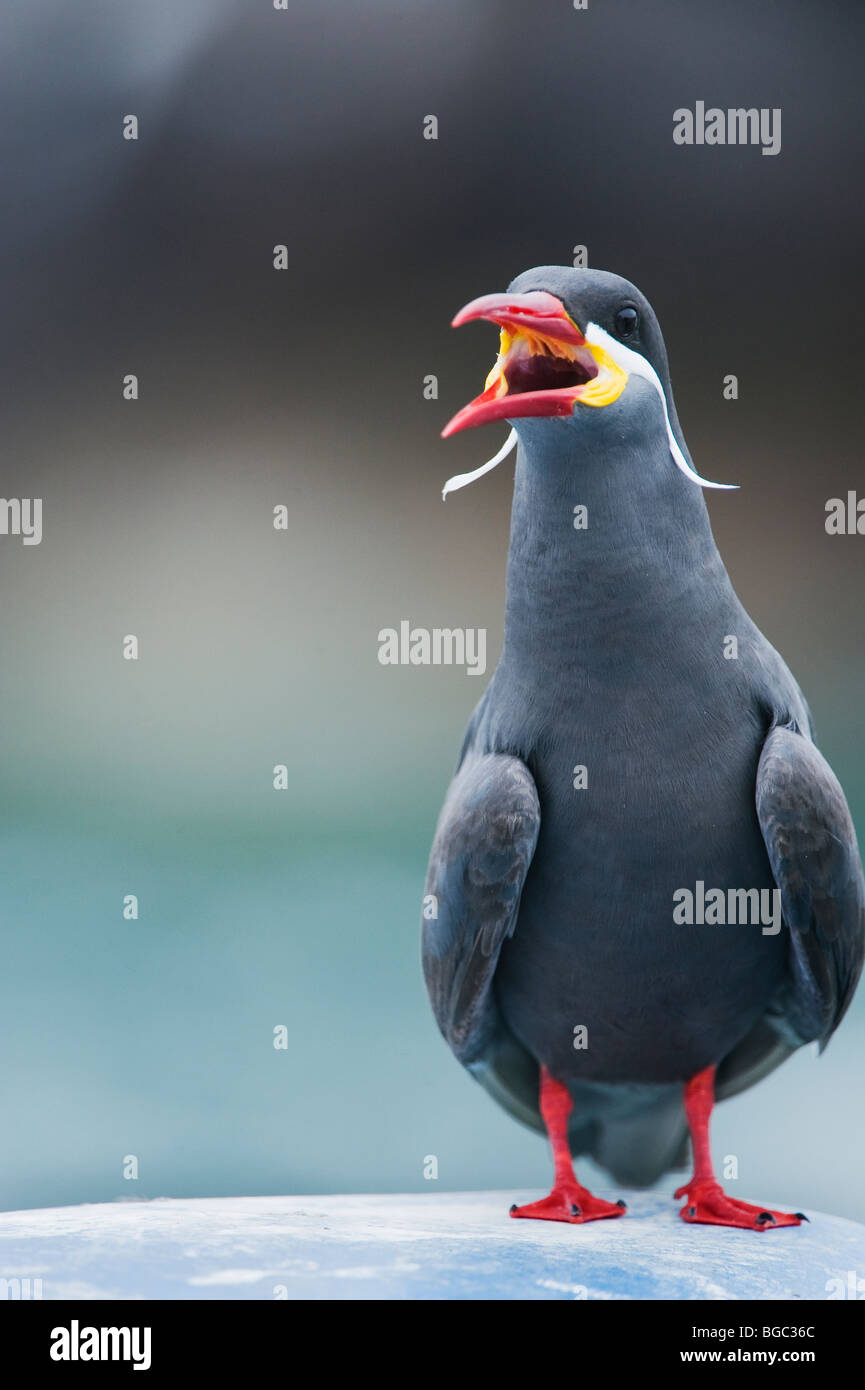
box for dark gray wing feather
[422,753,540,1065]
[756,723,865,1047]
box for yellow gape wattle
[576,339,629,407]
[484,329,513,394]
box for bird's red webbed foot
[509,1065,627,1225]
[675,1178,805,1231]
[676,1067,806,1232]
[511,1185,625,1224]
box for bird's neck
[500,428,731,677]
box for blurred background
[1,0,864,1219]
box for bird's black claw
[755,1212,776,1225]
[570,1203,581,1216]
[616,1199,627,1209]
[795,1212,809,1222]
[509,1203,518,1213]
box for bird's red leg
[675,1065,805,1231]
[510,1066,626,1224]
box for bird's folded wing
[422,753,540,1063]
[757,724,865,1046]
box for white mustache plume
[441,429,518,499]
[584,323,737,491]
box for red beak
[442,290,591,438]
[450,290,586,345]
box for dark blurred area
[1,0,863,1216]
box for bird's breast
[490,694,786,1084]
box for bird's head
[441,266,734,495]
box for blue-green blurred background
[2,0,864,1218]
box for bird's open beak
[442,291,629,437]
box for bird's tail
[469,1030,690,1187]
[578,1095,689,1188]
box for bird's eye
[614,307,638,337]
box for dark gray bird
[422,266,865,1228]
